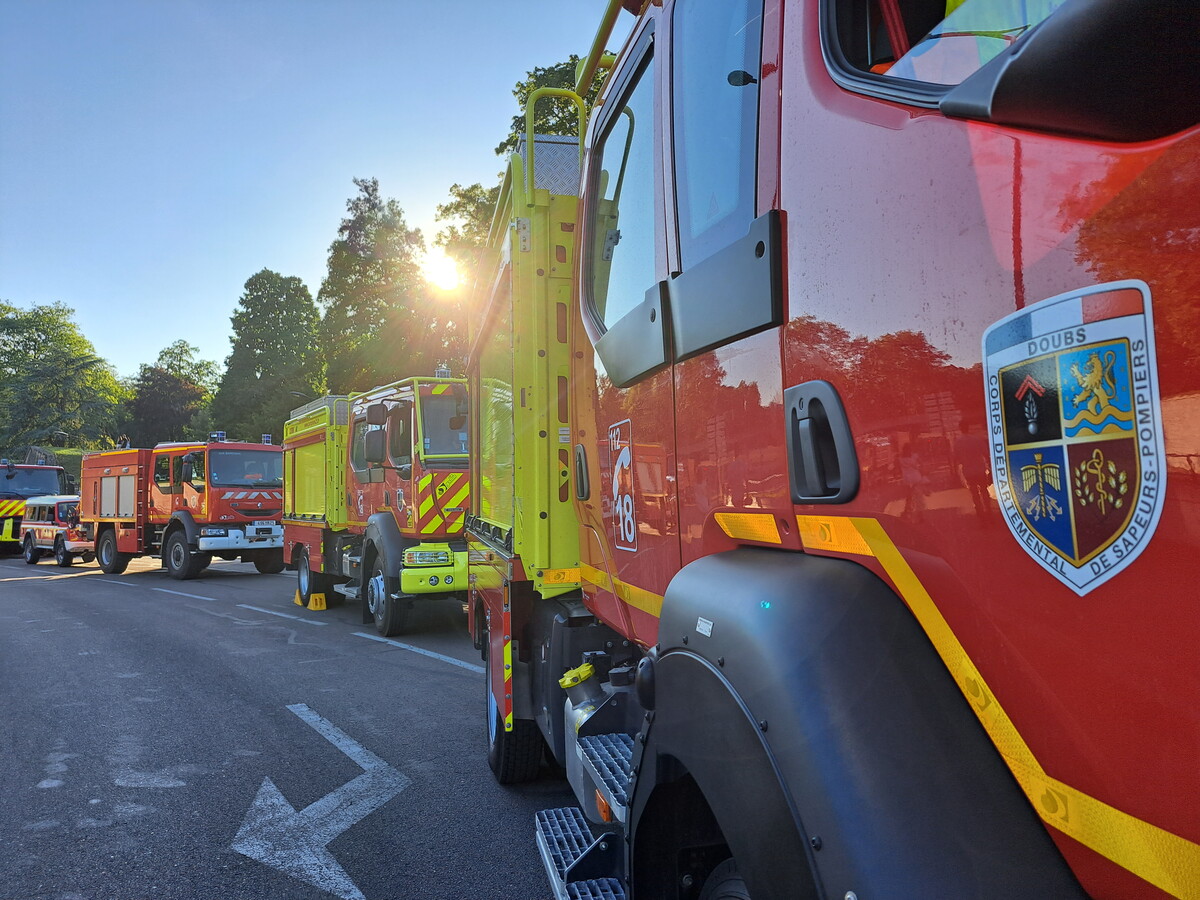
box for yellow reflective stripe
[444,481,470,510]
[715,512,782,544]
[418,495,435,518]
[503,629,514,732]
[810,515,1200,899]
[580,562,663,617]
[432,384,449,394]
[419,474,433,489]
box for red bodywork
[570,2,1200,897]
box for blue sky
[0,1,628,378]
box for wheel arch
[630,547,1085,899]
[166,510,199,545]
[364,512,410,582]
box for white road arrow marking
[231,703,410,900]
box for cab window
[826,0,1064,87]
[387,405,412,466]
[58,502,78,524]
[586,45,656,330]
[671,0,762,269]
[154,455,174,490]
[186,452,206,490]
[349,419,369,472]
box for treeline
[0,58,601,460]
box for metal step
[535,807,624,900]
[567,879,625,900]
[332,581,359,599]
[578,733,634,824]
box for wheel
[196,552,213,571]
[253,548,285,575]
[22,535,42,564]
[485,634,543,783]
[164,531,202,580]
[368,554,409,636]
[699,859,751,900]
[54,537,73,567]
[297,550,335,604]
[97,530,130,575]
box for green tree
[0,301,126,453]
[494,55,608,156]
[124,341,218,446]
[210,269,324,442]
[435,181,502,270]
[318,178,428,393]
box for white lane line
[154,588,217,602]
[236,604,328,626]
[352,632,484,673]
[95,579,133,586]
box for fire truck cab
[476,0,1200,898]
[282,376,470,635]
[80,440,284,578]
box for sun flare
[421,249,462,291]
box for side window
[388,404,412,466]
[154,455,172,489]
[827,0,1065,87]
[187,452,206,489]
[349,419,369,472]
[587,48,657,331]
[672,0,762,268]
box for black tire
[23,535,42,564]
[368,553,409,636]
[699,859,751,900]
[297,550,335,604]
[97,530,130,575]
[54,537,73,567]
[164,531,202,580]
[485,637,543,784]
[196,552,213,571]
[253,548,285,575]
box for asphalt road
[0,555,572,900]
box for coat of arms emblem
[982,281,1165,595]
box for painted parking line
[154,588,218,602]
[353,632,484,674]
[95,578,134,586]
[236,604,329,626]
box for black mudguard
[630,547,1085,899]
[168,510,199,545]
[364,512,410,580]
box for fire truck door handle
[784,379,860,505]
[574,444,590,501]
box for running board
[535,807,625,900]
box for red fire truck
[470,1,1200,898]
[282,376,470,635]
[80,440,284,578]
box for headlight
[200,527,228,537]
[404,549,450,566]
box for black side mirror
[364,429,387,465]
[366,403,388,426]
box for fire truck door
[149,451,177,523]
[578,20,680,648]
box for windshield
[421,394,469,459]
[1,467,65,498]
[208,450,283,487]
[57,501,78,522]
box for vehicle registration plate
[253,520,275,527]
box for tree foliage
[435,181,502,270]
[125,341,217,446]
[319,178,459,393]
[210,269,324,442]
[0,301,126,454]
[494,55,608,156]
